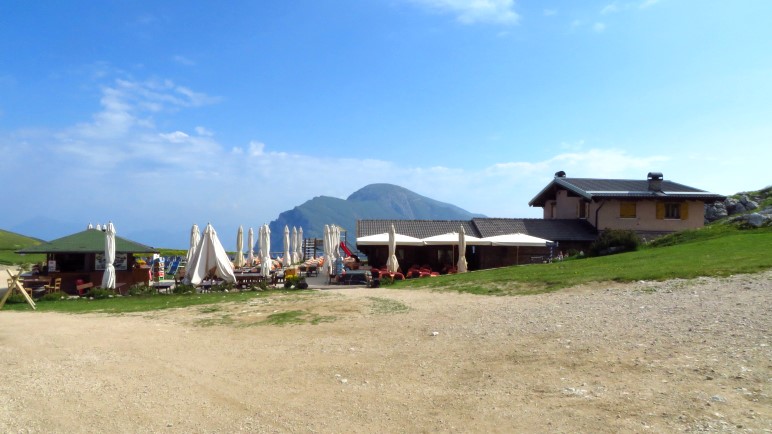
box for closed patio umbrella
[291,226,299,264]
[457,226,468,273]
[260,224,272,277]
[235,225,245,268]
[298,227,304,262]
[185,224,200,266]
[283,225,291,267]
[322,225,332,276]
[101,222,116,289]
[247,227,255,266]
[386,224,399,274]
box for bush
[589,229,641,257]
[3,293,28,304]
[37,291,68,302]
[87,287,116,299]
[172,283,197,294]
[283,275,301,289]
[127,284,156,296]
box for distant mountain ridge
[268,183,485,253]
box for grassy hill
[0,229,45,266]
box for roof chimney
[647,172,663,192]
[554,170,566,178]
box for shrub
[284,275,301,289]
[3,293,27,304]
[589,229,641,257]
[127,284,156,296]
[172,284,197,294]
[38,291,68,302]
[87,287,116,299]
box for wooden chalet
[17,228,158,294]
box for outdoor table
[234,273,265,288]
[334,270,372,286]
[22,277,50,290]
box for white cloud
[600,1,659,16]
[248,141,266,156]
[408,0,520,25]
[543,9,557,17]
[195,126,213,136]
[600,3,619,15]
[593,22,606,33]
[159,131,189,143]
[172,55,196,66]
[639,0,660,9]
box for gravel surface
[1,269,770,433]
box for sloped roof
[17,229,157,254]
[357,218,597,243]
[472,218,598,241]
[529,176,726,207]
[357,220,482,239]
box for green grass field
[393,224,772,295]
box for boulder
[739,194,759,211]
[704,201,728,223]
[747,213,768,228]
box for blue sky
[1,0,770,249]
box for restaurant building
[17,228,158,294]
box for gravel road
[1,269,769,433]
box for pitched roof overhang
[17,229,158,254]
[529,177,726,207]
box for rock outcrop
[704,188,772,227]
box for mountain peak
[268,184,484,252]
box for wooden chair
[44,278,62,294]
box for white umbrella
[186,223,237,285]
[185,224,200,266]
[457,226,468,273]
[322,225,332,276]
[247,227,255,266]
[386,224,399,274]
[261,224,272,277]
[101,222,116,289]
[235,225,245,268]
[282,225,291,267]
[291,226,299,264]
[257,225,264,260]
[297,227,304,261]
[332,225,342,272]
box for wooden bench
[76,282,94,296]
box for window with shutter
[578,202,588,219]
[620,202,636,218]
[664,203,681,219]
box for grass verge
[395,225,772,295]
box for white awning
[357,232,424,246]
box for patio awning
[356,232,424,246]
[421,232,489,245]
[481,233,553,246]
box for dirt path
[1,271,770,433]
